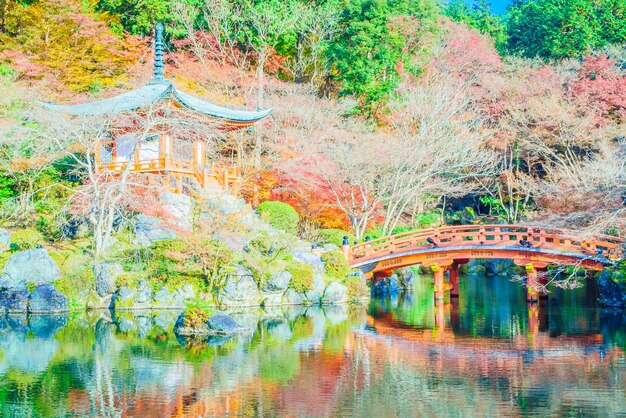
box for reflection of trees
[0,287,624,417]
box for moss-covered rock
[321,251,350,279]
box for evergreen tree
[505,0,626,59]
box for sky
[448,0,515,15]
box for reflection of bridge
[344,225,624,302]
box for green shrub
[257,201,299,232]
[317,228,356,247]
[287,261,314,293]
[321,251,350,278]
[344,277,370,301]
[151,239,188,254]
[10,229,44,250]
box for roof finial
[153,23,166,83]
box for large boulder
[93,263,123,297]
[207,314,244,334]
[174,284,196,301]
[134,215,177,246]
[86,291,114,310]
[28,284,68,313]
[261,291,285,307]
[282,288,304,305]
[322,282,348,305]
[0,228,10,252]
[303,273,326,304]
[173,312,243,336]
[263,271,292,292]
[3,248,61,286]
[114,280,154,310]
[218,266,262,307]
[292,251,326,273]
[159,192,193,231]
[460,260,487,275]
[371,274,401,296]
[0,289,29,313]
[486,259,516,276]
[152,287,185,309]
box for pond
[0,275,624,417]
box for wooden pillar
[163,135,172,169]
[526,263,538,303]
[449,263,459,297]
[193,141,205,166]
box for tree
[0,0,38,34]
[444,0,507,51]
[506,0,626,60]
[95,0,174,35]
[326,0,404,117]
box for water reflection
[0,275,624,417]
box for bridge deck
[347,225,624,274]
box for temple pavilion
[40,23,271,194]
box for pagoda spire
[151,23,167,84]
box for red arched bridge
[342,224,625,302]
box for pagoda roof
[39,82,272,123]
[38,23,272,125]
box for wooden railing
[347,225,625,264]
[98,157,239,192]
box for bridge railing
[347,225,625,263]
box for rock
[322,282,348,305]
[486,259,516,276]
[218,266,262,307]
[207,314,244,334]
[396,268,416,290]
[282,288,304,305]
[348,270,367,283]
[93,263,123,297]
[598,271,626,308]
[3,248,61,286]
[0,274,23,290]
[261,291,285,307]
[303,273,326,304]
[0,289,29,313]
[371,274,401,296]
[0,228,10,252]
[159,192,193,231]
[134,279,154,304]
[175,284,196,301]
[461,260,487,275]
[86,291,113,310]
[134,215,177,246]
[28,284,68,313]
[292,251,326,273]
[153,287,185,309]
[263,271,292,292]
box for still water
[0,275,624,417]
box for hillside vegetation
[0,0,624,252]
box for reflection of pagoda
[41,23,271,194]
